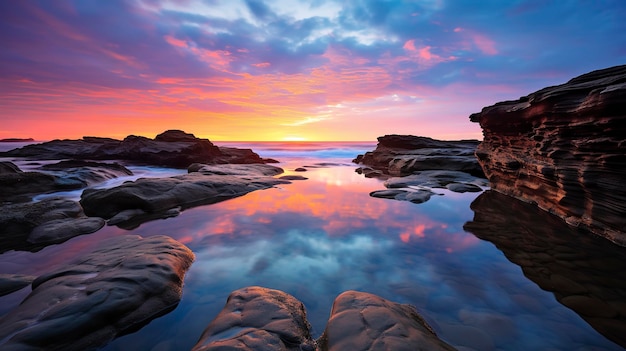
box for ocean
[0,141,622,350]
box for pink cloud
[454,27,498,55]
[403,39,417,51]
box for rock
[355,166,385,178]
[470,64,626,245]
[0,197,105,253]
[464,190,626,348]
[0,235,194,351]
[0,130,271,168]
[192,286,317,351]
[370,189,435,204]
[80,165,289,228]
[0,162,83,202]
[353,135,483,177]
[0,274,36,297]
[318,290,456,351]
[189,163,284,177]
[279,175,308,181]
[294,167,308,172]
[39,160,133,187]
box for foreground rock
[0,161,133,202]
[319,291,457,351]
[353,135,483,177]
[193,287,455,351]
[0,274,36,297]
[0,197,104,253]
[0,129,272,168]
[80,164,289,229]
[470,65,626,245]
[464,190,626,348]
[193,286,317,351]
[0,235,194,351]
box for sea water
[0,142,622,350]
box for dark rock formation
[0,197,105,253]
[279,175,308,181]
[0,274,36,297]
[470,65,626,245]
[0,161,133,202]
[0,235,194,351]
[318,291,457,351]
[0,138,34,142]
[80,164,289,229]
[0,129,271,168]
[193,287,455,351]
[369,170,486,204]
[192,286,317,351]
[464,190,626,348]
[353,135,483,177]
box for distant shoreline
[0,138,34,142]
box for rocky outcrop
[0,197,105,253]
[353,135,483,177]
[0,129,272,168]
[0,161,133,202]
[464,190,626,348]
[0,235,194,351]
[193,286,317,351]
[80,164,289,229]
[470,65,626,245]
[193,287,455,351]
[0,274,36,297]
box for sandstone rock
[80,165,289,227]
[470,64,626,245]
[318,290,456,351]
[0,130,271,168]
[192,286,316,351]
[0,197,105,253]
[464,190,626,348]
[353,135,483,177]
[0,274,36,296]
[0,235,194,351]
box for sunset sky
[1,1,625,141]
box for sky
[1,0,625,141]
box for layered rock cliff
[470,65,626,245]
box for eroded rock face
[0,235,195,351]
[0,129,270,168]
[464,190,626,348]
[0,197,105,253]
[80,164,289,229]
[353,135,483,177]
[470,65,626,245]
[193,286,316,351]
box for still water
[0,142,623,350]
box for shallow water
[0,142,623,350]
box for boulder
[192,286,316,351]
[80,165,289,228]
[464,190,626,348]
[318,291,457,351]
[0,235,194,351]
[470,64,626,245]
[353,135,483,177]
[0,197,105,253]
[0,130,271,168]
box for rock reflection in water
[464,190,626,348]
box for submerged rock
[470,64,626,245]
[464,190,626,348]
[0,197,105,253]
[319,291,457,351]
[80,164,289,228]
[0,129,271,168]
[353,135,483,177]
[0,235,194,351]
[193,286,316,351]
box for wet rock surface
[0,235,194,351]
[193,286,316,351]
[470,64,626,245]
[0,129,271,168]
[353,135,483,177]
[0,274,36,297]
[80,164,290,228]
[194,287,455,351]
[0,197,105,253]
[464,190,626,348]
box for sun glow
[282,136,307,141]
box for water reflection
[464,190,626,348]
[0,150,623,350]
